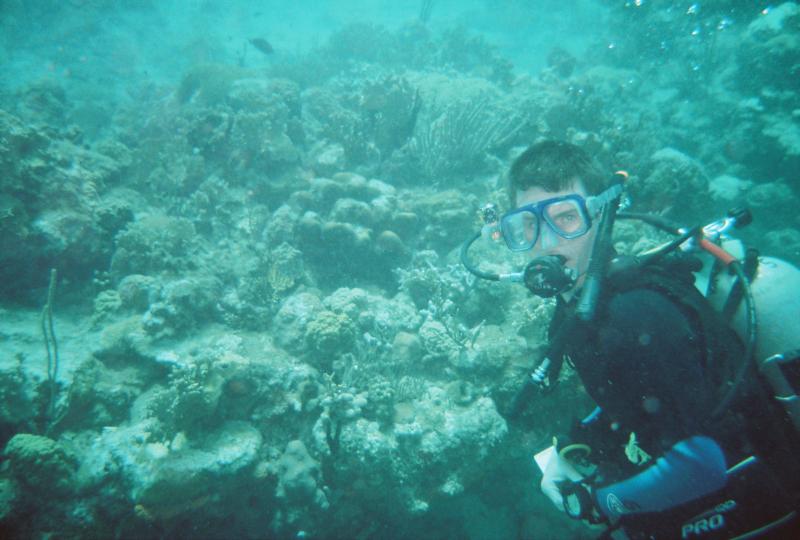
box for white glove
[540,448,585,511]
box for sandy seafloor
[0,1,798,538]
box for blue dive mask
[499,184,624,252]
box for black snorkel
[575,171,628,321]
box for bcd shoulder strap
[604,256,743,406]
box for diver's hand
[560,479,606,525]
[540,451,584,511]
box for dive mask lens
[501,208,539,252]
[543,199,590,238]
[523,255,576,297]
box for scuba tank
[702,238,800,432]
[705,242,800,366]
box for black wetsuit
[551,266,800,538]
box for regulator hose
[711,259,758,419]
[460,231,500,281]
[617,211,682,234]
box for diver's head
[508,140,607,206]
[506,141,607,301]
[512,182,597,300]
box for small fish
[249,38,274,55]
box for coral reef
[0,109,130,298]
[110,215,201,278]
[1,4,798,538]
[633,148,710,222]
[271,439,329,535]
[4,434,76,496]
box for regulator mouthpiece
[523,255,576,297]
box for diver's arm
[593,435,727,520]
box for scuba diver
[461,141,800,538]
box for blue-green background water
[3,1,604,93]
[0,1,797,538]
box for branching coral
[397,252,483,357]
[409,97,523,183]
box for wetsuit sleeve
[594,435,727,520]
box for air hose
[460,228,524,283]
[460,231,500,281]
[711,257,757,419]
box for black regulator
[522,255,576,298]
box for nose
[539,225,559,251]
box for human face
[515,179,597,301]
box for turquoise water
[3,1,605,91]
[0,1,797,538]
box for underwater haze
[0,0,798,538]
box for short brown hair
[508,141,605,205]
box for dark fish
[249,38,274,55]
[419,0,434,23]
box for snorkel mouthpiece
[523,255,576,297]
